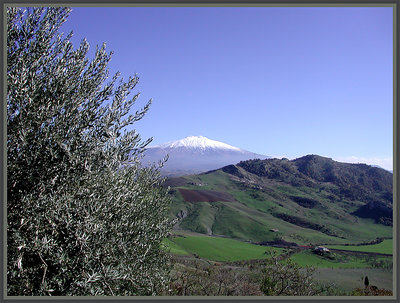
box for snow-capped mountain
[141,136,269,176]
[156,136,242,151]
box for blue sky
[60,6,393,170]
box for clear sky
[60,6,393,170]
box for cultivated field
[163,235,283,261]
[328,239,393,255]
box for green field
[314,268,393,292]
[290,249,393,270]
[162,238,190,256]
[290,250,370,269]
[163,235,393,271]
[164,235,283,262]
[328,239,393,255]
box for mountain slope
[166,155,393,245]
[142,136,269,176]
[238,155,392,204]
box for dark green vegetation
[166,156,392,245]
[7,8,171,296]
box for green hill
[165,155,393,246]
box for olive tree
[7,7,172,296]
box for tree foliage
[7,7,172,296]
[260,252,317,296]
[168,258,263,296]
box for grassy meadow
[163,235,283,262]
[328,239,393,255]
[290,250,392,269]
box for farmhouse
[313,246,330,254]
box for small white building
[314,246,330,254]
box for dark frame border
[1,1,398,303]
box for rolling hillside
[165,155,393,246]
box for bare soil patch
[164,177,188,187]
[178,188,236,202]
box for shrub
[260,252,317,296]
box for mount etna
[142,136,269,176]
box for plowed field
[178,188,235,202]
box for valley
[160,154,393,295]
[142,136,393,295]
[162,232,393,294]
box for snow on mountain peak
[154,136,242,151]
